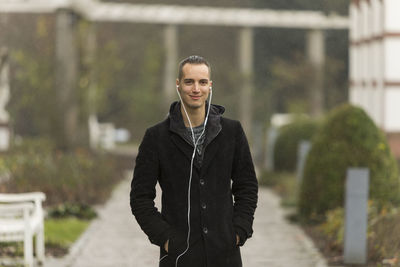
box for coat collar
[168,101,224,146]
[168,101,224,167]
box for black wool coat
[130,102,258,267]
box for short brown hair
[178,55,211,81]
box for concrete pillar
[86,23,97,117]
[55,9,79,149]
[163,25,178,108]
[85,23,100,149]
[306,29,325,117]
[0,47,10,151]
[239,27,254,139]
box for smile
[190,95,201,100]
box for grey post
[344,168,369,265]
[296,140,311,184]
[252,122,264,166]
[264,126,278,171]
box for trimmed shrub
[298,104,400,221]
[0,138,123,206]
[47,203,97,220]
[274,119,319,172]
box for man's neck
[181,104,205,128]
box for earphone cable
[172,87,213,267]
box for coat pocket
[231,225,238,249]
[168,229,187,257]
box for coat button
[199,179,205,186]
[201,203,207,209]
[203,227,208,234]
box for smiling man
[130,55,258,267]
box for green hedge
[298,104,400,221]
[273,119,319,172]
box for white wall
[385,0,400,31]
[384,88,400,131]
[384,38,400,81]
[349,0,400,132]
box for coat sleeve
[231,121,258,246]
[130,128,171,247]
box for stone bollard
[296,140,311,184]
[264,127,278,171]
[344,168,369,265]
[252,123,264,166]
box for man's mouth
[190,95,201,100]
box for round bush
[298,104,400,221]
[274,119,319,172]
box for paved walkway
[46,171,327,267]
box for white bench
[0,192,46,267]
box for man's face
[176,63,212,110]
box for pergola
[0,0,349,147]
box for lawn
[45,217,90,256]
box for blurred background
[1,0,400,266]
[0,0,349,146]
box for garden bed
[259,170,400,267]
[0,138,129,258]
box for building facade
[350,0,400,157]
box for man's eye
[185,81,193,85]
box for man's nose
[193,83,200,93]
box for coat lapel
[201,136,220,174]
[170,133,193,162]
[200,109,222,173]
[168,102,194,162]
